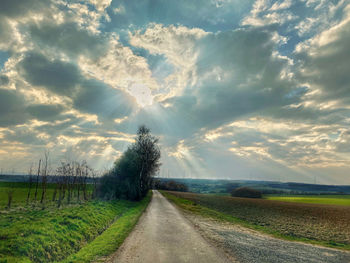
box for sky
[0,0,350,184]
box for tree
[99,125,161,200]
[40,151,49,204]
[26,164,33,205]
[134,125,161,198]
[153,179,189,192]
[34,159,41,201]
[231,187,262,198]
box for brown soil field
[165,191,350,248]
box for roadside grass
[60,192,151,263]
[0,193,151,263]
[161,191,350,251]
[264,195,350,206]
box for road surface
[111,190,350,263]
[111,190,231,263]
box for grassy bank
[61,192,151,263]
[265,194,350,206]
[0,193,151,263]
[162,191,350,251]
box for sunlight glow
[127,83,154,107]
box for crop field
[265,195,350,206]
[0,183,151,263]
[163,191,350,250]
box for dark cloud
[17,51,138,124]
[27,104,65,121]
[28,22,107,58]
[0,88,29,126]
[160,27,301,129]
[296,17,350,102]
[74,79,137,121]
[0,75,9,86]
[0,0,46,18]
[3,126,46,145]
[18,52,81,96]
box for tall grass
[0,192,151,263]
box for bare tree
[52,173,59,202]
[6,188,14,209]
[82,161,89,201]
[40,151,49,204]
[91,170,98,199]
[57,162,67,208]
[34,159,41,201]
[26,164,34,205]
[77,163,81,202]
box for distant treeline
[155,178,350,195]
[153,179,188,192]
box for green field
[0,182,94,210]
[0,183,151,263]
[265,195,350,206]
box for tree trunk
[34,159,41,201]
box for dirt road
[111,190,230,263]
[111,190,350,263]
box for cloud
[27,104,65,121]
[78,37,158,105]
[0,0,350,184]
[295,4,350,103]
[73,79,137,121]
[28,21,107,58]
[18,52,81,96]
[0,0,46,18]
[0,75,9,86]
[156,26,300,129]
[0,88,28,127]
[241,0,297,26]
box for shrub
[231,187,262,198]
[153,179,188,192]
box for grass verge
[0,193,151,263]
[161,191,350,251]
[60,192,151,263]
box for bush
[153,179,188,192]
[231,187,262,198]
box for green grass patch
[265,195,350,206]
[161,191,350,251]
[0,193,151,263]
[60,192,151,263]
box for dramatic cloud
[0,0,350,184]
[18,52,81,96]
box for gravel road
[111,190,231,263]
[182,205,350,263]
[111,190,350,263]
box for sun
[127,83,154,107]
